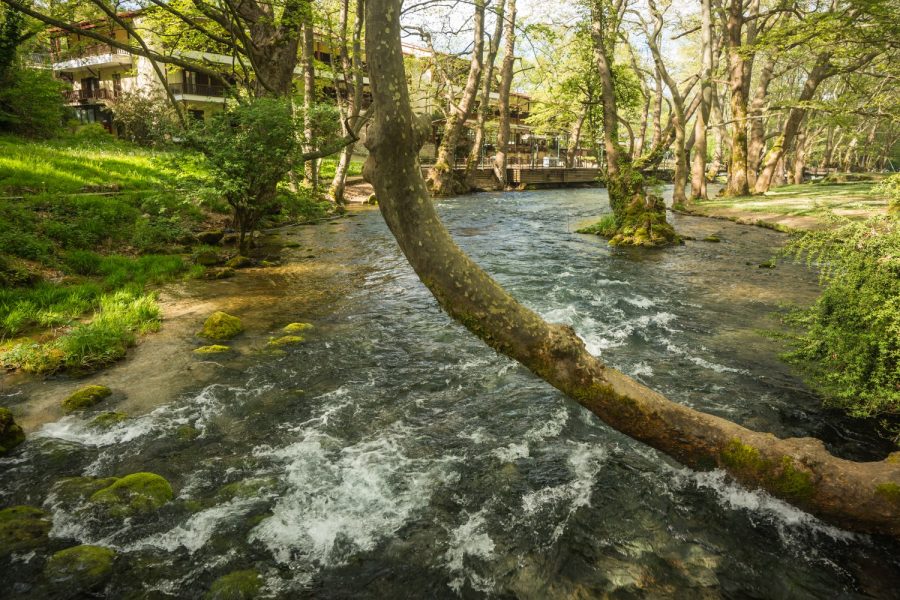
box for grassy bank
[682,180,890,231]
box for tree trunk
[690,0,713,200]
[651,70,663,148]
[566,110,586,168]
[493,0,517,188]
[465,0,505,188]
[363,0,900,539]
[330,0,366,204]
[429,0,485,196]
[754,54,832,193]
[724,0,750,196]
[747,53,776,190]
[302,17,319,189]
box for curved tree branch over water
[362,0,900,538]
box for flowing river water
[2,187,899,598]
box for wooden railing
[168,82,226,97]
[64,88,118,103]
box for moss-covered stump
[90,411,127,430]
[267,335,304,348]
[62,385,112,414]
[0,407,25,455]
[282,322,313,334]
[204,569,262,600]
[89,472,174,517]
[578,195,680,247]
[0,505,51,556]
[194,345,231,355]
[199,312,243,341]
[44,545,116,591]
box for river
[2,187,898,598]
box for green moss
[875,482,900,505]
[90,411,127,429]
[267,335,304,347]
[62,385,112,413]
[175,424,200,441]
[703,235,721,243]
[194,345,231,355]
[773,456,814,500]
[203,267,236,280]
[205,569,262,600]
[89,472,174,517]
[721,439,766,472]
[224,255,253,269]
[52,476,120,505]
[199,311,243,341]
[0,505,51,556]
[721,439,814,501]
[282,322,313,334]
[216,478,274,501]
[44,545,116,591]
[0,407,25,455]
[758,259,777,269]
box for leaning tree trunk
[493,0,517,188]
[754,54,833,193]
[429,0,485,196]
[363,0,900,539]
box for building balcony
[52,44,132,71]
[168,82,227,101]
[64,88,119,104]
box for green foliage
[780,215,899,428]
[874,173,900,214]
[193,98,300,250]
[109,91,180,147]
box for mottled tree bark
[363,0,900,538]
[747,53,776,190]
[302,14,319,189]
[724,0,752,196]
[690,0,713,200]
[566,110,586,168]
[493,0,517,188]
[429,0,485,196]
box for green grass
[317,156,365,181]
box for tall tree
[465,0,505,186]
[689,0,713,200]
[493,0,517,188]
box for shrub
[780,215,899,434]
[109,91,179,147]
[874,173,900,214]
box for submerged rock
[267,335,304,348]
[0,407,25,455]
[204,267,236,280]
[90,411,127,429]
[175,424,200,441]
[52,476,119,506]
[204,569,262,600]
[199,312,243,341]
[89,472,174,517]
[0,505,51,557]
[758,259,777,269]
[62,385,112,413]
[282,322,313,334]
[44,545,115,591]
[703,235,721,243]
[193,345,231,355]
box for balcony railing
[64,88,118,103]
[168,82,226,97]
[53,44,130,61]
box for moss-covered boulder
[267,335,304,348]
[62,385,112,413]
[193,345,231,355]
[703,235,721,243]
[194,250,223,266]
[196,230,225,245]
[52,476,120,506]
[282,322,313,334]
[0,407,25,455]
[203,267,236,280]
[204,569,262,600]
[44,545,116,591]
[175,424,200,441]
[90,411,127,430]
[199,312,243,341]
[225,255,253,269]
[89,472,174,517]
[0,505,51,556]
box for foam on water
[444,507,497,593]
[663,340,749,375]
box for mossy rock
[90,411,127,430]
[216,478,274,502]
[194,250,223,266]
[175,424,200,441]
[259,260,279,267]
[267,335,304,347]
[204,569,262,600]
[703,235,721,243]
[367,194,378,205]
[194,345,232,355]
[196,230,225,245]
[0,505,51,557]
[0,407,25,455]
[204,267,236,280]
[89,472,174,517]
[44,545,116,591]
[225,255,254,269]
[52,476,120,506]
[199,312,243,341]
[758,259,776,269]
[62,385,112,413]
[282,322,313,334]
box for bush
[780,215,899,434]
[0,67,67,137]
[109,91,179,147]
[874,173,900,214]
